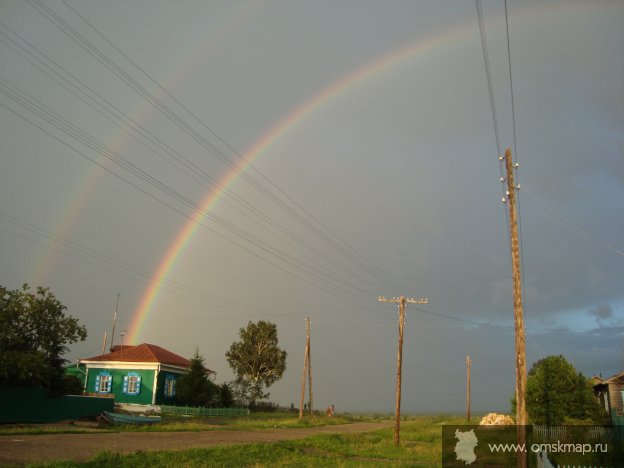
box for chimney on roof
[110,345,122,352]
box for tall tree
[225,320,287,407]
[0,284,87,392]
[522,355,606,425]
[176,350,218,406]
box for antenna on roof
[101,331,107,354]
[109,293,120,352]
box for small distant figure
[326,404,335,417]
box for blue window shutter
[106,375,112,393]
[135,376,141,395]
[94,374,101,392]
[123,376,128,394]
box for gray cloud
[589,304,614,327]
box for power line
[475,0,502,157]
[504,0,518,159]
[474,0,513,262]
[475,1,528,337]
[0,76,369,301]
[502,0,529,337]
[0,94,373,309]
[0,24,389,298]
[3,1,425,325]
[522,187,624,258]
[0,213,400,329]
[26,0,409,296]
[60,0,411,295]
[0,209,276,314]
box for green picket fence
[160,405,248,417]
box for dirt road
[0,421,392,465]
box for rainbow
[30,1,602,343]
[33,1,260,289]
[126,23,477,343]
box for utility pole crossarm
[378,296,429,305]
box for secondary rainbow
[32,1,259,288]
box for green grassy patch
[0,425,113,435]
[226,414,352,430]
[30,415,466,467]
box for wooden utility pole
[502,148,527,467]
[378,296,428,446]
[466,355,471,422]
[307,317,313,416]
[299,317,312,418]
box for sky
[1,0,623,414]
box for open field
[1,414,467,467]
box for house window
[123,373,141,396]
[164,375,176,397]
[95,372,112,393]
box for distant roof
[80,343,211,371]
[592,370,624,386]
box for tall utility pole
[466,355,471,422]
[299,317,312,419]
[307,317,313,416]
[378,295,428,446]
[502,148,527,467]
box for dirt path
[0,421,393,465]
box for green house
[77,343,213,405]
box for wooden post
[466,355,471,422]
[394,298,406,446]
[307,318,313,417]
[378,295,428,446]
[298,317,310,419]
[503,148,527,467]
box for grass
[0,412,355,435]
[225,412,353,430]
[106,413,354,433]
[0,425,113,435]
[28,414,467,467]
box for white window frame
[127,375,140,394]
[98,374,111,393]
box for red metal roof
[81,343,199,369]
